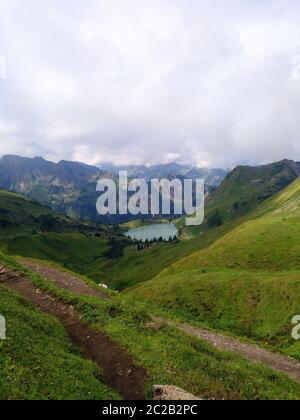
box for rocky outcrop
[153,385,201,400]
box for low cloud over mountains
[1,1,300,167]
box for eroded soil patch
[19,258,110,300]
[0,265,147,400]
[153,316,300,384]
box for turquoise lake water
[126,223,178,242]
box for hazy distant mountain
[0,155,102,192]
[2,155,297,226]
[0,155,226,223]
[100,162,228,188]
[0,155,107,221]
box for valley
[127,176,300,360]
[1,157,300,400]
[2,0,300,402]
[0,155,227,224]
[2,254,300,400]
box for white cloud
[0,0,300,168]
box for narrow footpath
[0,264,147,400]
[18,258,300,386]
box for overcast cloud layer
[1,0,300,168]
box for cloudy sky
[0,0,300,169]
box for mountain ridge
[0,154,103,192]
[100,161,228,188]
[202,158,300,227]
[0,155,227,222]
[127,176,300,360]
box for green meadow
[2,255,300,400]
[0,284,119,400]
[127,178,300,358]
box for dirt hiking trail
[0,264,147,400]
[17,258,300,386]
[153,316,300,384]
[19,258,110,300]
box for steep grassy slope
[0,188,172,288]
[128,178,300,356]
[2,233,109,276]
[127,270,300,358]
[0,189,234,289]
[75,161,300,288]
[1,229,209,289]
[167,176,300,274]
[0,285,119,400]
[0,189,63,238]
[4,254,300,400]
[203,159,300,226]
[1,159,299,290]
[0,189,134,285]
[0,188,108,238]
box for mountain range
[1,155,300,400]
[1,155,300,287]
[129,173,300,363]
[203,158,300,227]
[100,162,227,188]
[0,155,228,223]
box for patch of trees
[35,214,61,232]
[136,235,178,251]
[103,237,131,258]
[232,202,240,211]
[207,209,224,228]
[0,219,12,228]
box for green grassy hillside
[165,177,300,274]
[1,159,300,290]
[127,270,300,358]
[2,232,109,277]
[0,285,119,400]
[127,178,300,357]
[3,254,300,400]
[61,162,300,289]
[0,188,222,289]
[0,189,134,286]
[0,188,108,238]
[204,159,300,225]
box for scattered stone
[2,265,148,399]
[145,321,163,331]
[153,385,201,400]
